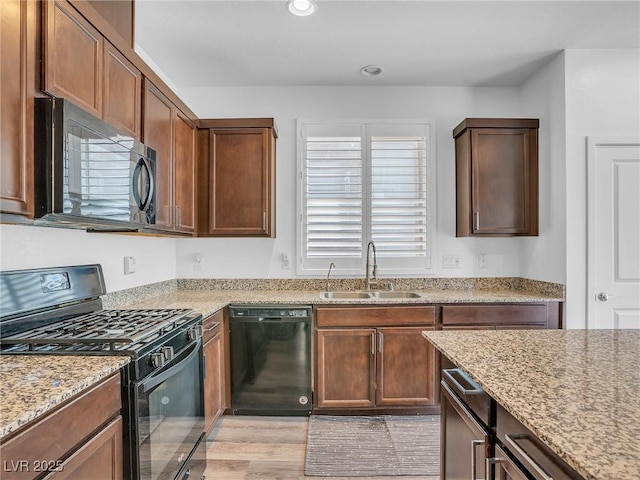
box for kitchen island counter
[423,329,640,480]
[0,355,129,438]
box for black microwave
[34,97,156,230]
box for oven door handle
[140,339,202,393]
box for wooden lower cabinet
[376,327,436,406]
[44,416,123,480]
[0,373,123,480]
[203,311,224,435]
[441,303,562,329]
[316,328,376,409]
[315,306,437,412]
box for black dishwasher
[229,304,312,415]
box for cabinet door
[44,416,123,480]
[143,80,174,229]
[471,128,537,235]
[316,328,375,408]
[203,331,223,435]
[209,128,273,236]
[0,0,35,217]
[376,327,436,406]
[103,41,140,138]
[43,0,103,117]
[441,383,490,480]
[173,112,196,233]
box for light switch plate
[124,256,136,275]
[442,255,461,269]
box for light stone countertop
[0,355,130,439]
[423,329,640,480]
[117,288,564,319]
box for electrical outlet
[281,252,291,269]
[442,255,461,269]
[194,254,203,271]
[477,254,487,269]
[124,256,136,275]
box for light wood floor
[204,415,439,480]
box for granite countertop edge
[111,288,564,318]
[0,355,130,439]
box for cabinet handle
[371,333,375,355]
[474,212,480,231]
[203,355,207,379]
[471,439,484,480]
[442,368,484,395]
[262,212,267,230]
[504,434,554,480]
[177,206,182,226]
[485,457,503,480]
[378,332,384,353]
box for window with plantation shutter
[297,120,434,275]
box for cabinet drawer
[203,309,223,343]
[0,373,121,480]
[316,306,435,327]
[496,404,582,480]
[442,304,549,326]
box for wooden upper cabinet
[70,0,134,47]
[173,112,197,232]
[143,81,174,230]
[454,118,539,236]
[43,1,142,138]
[198,119,277,237]
[103,41,141,137]
[143,80,196,234]
[43,0,104,117]
[1,0,35,217]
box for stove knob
[187,325,203,341]
[150,352,165,368]
[162,346,174,361]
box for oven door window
[135,340,204,480]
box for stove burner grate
[0,308,194,351]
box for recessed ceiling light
[287,0,317,16]
[360,65,383,77]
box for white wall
[0,224,177,293]
[518,52,567,284]
[176,85,529,278]
[563,49,640,328]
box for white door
[587,137,640,329]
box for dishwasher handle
[231,316,310,323]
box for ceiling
[134,0,640,88]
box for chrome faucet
[365,241,378,290]
[326,262,335,292]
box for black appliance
[34,97,156,230]
[229,304,312,416]
[0,265,205,480]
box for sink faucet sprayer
[326,262,336,292]
[365,241,378,290]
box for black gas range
[0,264,206,480]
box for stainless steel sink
[319,291,421,299]
[370,291,422,299]
[320,291,373,299]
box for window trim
[295,118,437,277]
